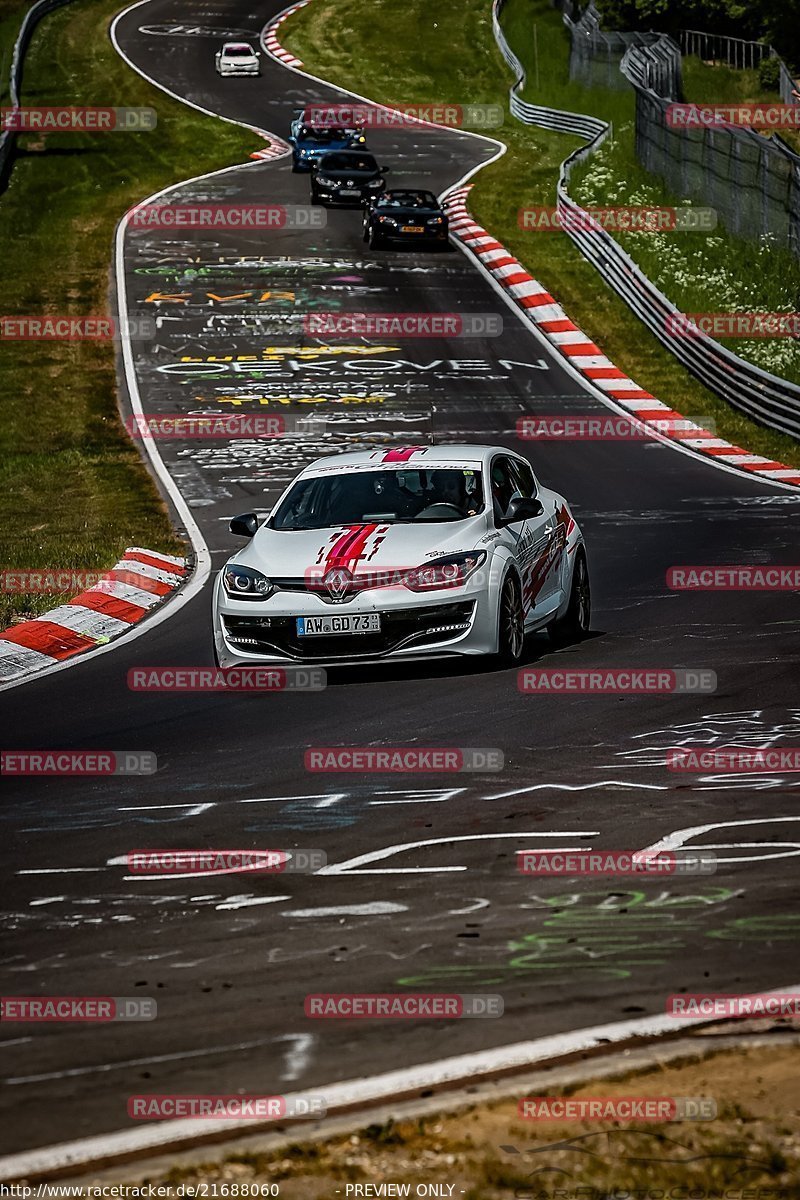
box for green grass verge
[0,0,256,626]
[682,53,800,153]
[283,0,800,470]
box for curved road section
[1,0,799,1163]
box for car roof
[223,42,254,50]
[299,445,513,477]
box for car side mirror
[229,512,259,538]
[498,496,544,527]
[381,165,390,172]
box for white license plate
[339,188,360,196]
[297,613,381,636]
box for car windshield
[270,468,485,530]
[300,126,349,142]
[378,191,438,209]
[320,154,377,172]
[225,46,253,55]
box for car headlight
[378,215,397,225]
[223,564,274,600]
[426,216,444,225]
[315,175,336,187]
[403,550,486,592]
[366,178,383,187]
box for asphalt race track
[1,0,800,1160]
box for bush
[758,53,781,90]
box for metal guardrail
[0,0,76,192]
[664,27,800,104]
[491,0,800,440]
[620,35,800,255]
[679,28,771,72]
[491,0,606,140]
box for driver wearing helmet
[429,470,477,516]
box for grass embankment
[283,0,800,467]
[123,1043,800,1197]
[683,55,800,153]
[0,0,255,626]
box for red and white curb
[444,185,800,487]
[262,0,309,68]
[0,548,188,684]
[249,134,292,162]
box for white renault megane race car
[215,42,260,76]
[212,445,590,667]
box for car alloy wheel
[497,574,525,665]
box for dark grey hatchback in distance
[310,150,388,206]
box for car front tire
[496,573,525,666]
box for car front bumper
[218,64,260,75]
[374,227,449,243]
[212,574,498,666]
[315,185,383,206]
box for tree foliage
[594,0,800,69]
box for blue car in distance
[288,113,367,172]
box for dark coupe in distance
[309,150,388,206]
[362,189,449,248]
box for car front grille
[223,601,475,660]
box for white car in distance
[215,42,261,77]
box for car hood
[315,165,380,180]
[299,139,353,151]
[231,516,489,579]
